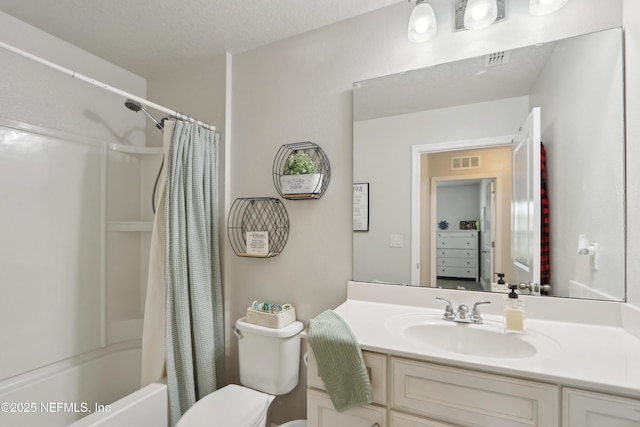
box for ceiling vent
[484,50,511,67]
[451,156,480,170]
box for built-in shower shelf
[108,221,154,232]
[108,144,163,155]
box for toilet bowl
[175,384,274,427]
[175,318,304,427]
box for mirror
[353,28,625,301]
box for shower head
[124,99,142,112]
[124,99,163,130]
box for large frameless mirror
[353,27,625,301]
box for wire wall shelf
[272,141,330,200]
[227,197,289,258]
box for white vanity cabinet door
[390,410,460,427]
[307,348,387,405]
[307,388,386,427]
[563,388,640,426]
[390,357,559,427]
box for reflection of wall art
[353,183,369,231]
[438,220,449,230]
[459,220,478,230]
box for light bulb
[408,1,437,42]
[529,0,569,16]
[471,6,489,21]
[464,0,498,30]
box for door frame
[411,135,513,286]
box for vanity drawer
[307,348,387,405]
[390,410,459,426]
[390,358,559,427]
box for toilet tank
[235,318,304,395]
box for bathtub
[68,381,167,427]
[0,341,157,427]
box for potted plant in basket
[280,151,323,195]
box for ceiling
[0,0,403,78]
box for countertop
[329,284,640,399]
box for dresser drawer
[436,257,476,268]
[390,358,559,427]
[308,348,387,405]
[436,266,477,278]
[436,237,477,250]
[436,249,476,259]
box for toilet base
[278,420,306,427]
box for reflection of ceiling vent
[485,50,511,67]
[451,156,480,170]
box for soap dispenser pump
[504,284,525,332]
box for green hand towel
[308,310,373,412]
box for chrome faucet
[436,297,491,324]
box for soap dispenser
[504,284,525,332]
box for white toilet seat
[175,384,275,427]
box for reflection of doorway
[431,177,496,291]
[411,139,513,286]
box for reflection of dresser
[436,231,479,281]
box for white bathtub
[0,341,154,427]
[68,381,167,427]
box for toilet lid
[176,384,274,427]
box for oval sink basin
[385,314,559,359]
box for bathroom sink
[385,313,559,359]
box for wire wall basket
[272,141,330,200]
[227,197,289,258]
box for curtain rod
[0,40,216,131]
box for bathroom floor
[436,278,484,291]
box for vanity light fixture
[464,0,498,30]
[529,0,569,16]
[408,0,437,43]
[454,0,505,31]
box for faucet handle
[470,300,491,324]
[436,296,455,320]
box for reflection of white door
[511,108,541,287]
[480,180,495,290]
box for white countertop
[330,282,640,399]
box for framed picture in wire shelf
[353,183,369,231]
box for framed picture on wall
[353,183,369,231]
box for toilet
[176,317,305,427]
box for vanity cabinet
[307,349,387,427]
[563,388,640,426]
[390,357,558,427]
[435,231,479,281]
[307,349,559,427]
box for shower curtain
[140,120,224,426]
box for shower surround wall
[0,11,152,427]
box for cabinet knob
[371,424,380,427]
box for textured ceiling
[0,0,404,77]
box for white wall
[623,0,640,306]
[0,11,147,146]
[437,184,481,226]
[230,0,623,422]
